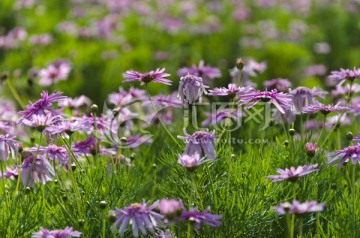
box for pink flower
[302,101,350,115]
[238,89,293,114]
[32,226,81,238]
[21,155,55,187]
[266,164,318,182]
[123,68,171,85]
[273,200,325,215]
[178,130,216,161]
[328,67,360,83]
[38,60,71,86]
[177,74,208,104]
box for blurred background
[1,0,360,106]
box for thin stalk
[351,164,357,238]
[146,90,181,148]
[5,78,25,109]
[299,217,304,238]
[0,161,8,215]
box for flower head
[177,60,221,82]
[238,89,293,114]
[21,155,55,187]
[263,78,292,91]
[305,143,317,157]
[177,152,207,171]
[158,199,184,219]
[38,60,71,86]
[328,145,360,168]
[0,134,19,161]
[289,87,327,112]
[107,87,147,107]
[111,202,164,237]
[201,109,241,127]
[19,91,67,123]
[266,164,318,182]
[302,101,350,115]
[178,130,216,161]
[181,207,221,230]
[123,68,171,85]
[328,67,360,83]
[32,226,81,238]
[177,74,208,104]
[208,84,252,97]
[273,200,325,216]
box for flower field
[1,0,360,237]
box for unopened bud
[91,104,98,113]
[283,140,289,147]
[236,58,244,70]
[0,73,8,81]
[346,132,353,141]
[99,200,107,209]
[289,129,296,136]
[120,137,127,143]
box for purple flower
[177,74,208,104]
[273,200,325,215]
[178,130,216,161]
[123,68,171,86]
[0,167,18,180]
[208,84,253,97]
[111,202,164,237]
[21,115,62,131]
[157,199,184,219]
[331,83,360,97]
[302,101,350,115]
[177,152,207,171]
[289,87,327,112]
[177,60,221,82]
[350,97,360,117]
[25,145,68,165]
[263,78,292,91]
[243,59,267,76]
[72,137,97,156]
[328,67,360,83]
[44,118,92,135]
[29,34,52,46]
[32,227,81,238]
[328,145,360,167]
[58,95,92,109]
[21,155,55,187]
[202,109,241,127]
[0,134,19,161]
[181,207,221,230]
[38,60,71,86]
[266,164,318,182]
[238,89,293,114]
[145,93,183,108]
[19,91,67,123]
[107,87,147,107]
[305,143,317,157]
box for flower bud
[346,132,353,141]
[236,58,244,70]
[90,104,98,113]
[305,142,317,158]
[289,129,295,136]
[99,200,107,209]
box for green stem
[0,161,8,215]
[299,217,304,238]
[352,164,357,238]
[5,78,25,109]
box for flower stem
[5,78,25,109]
